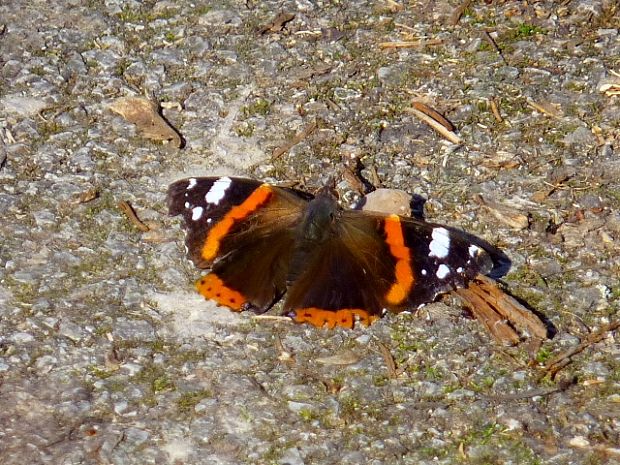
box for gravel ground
[1,1,620,464]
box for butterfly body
[167,176,494,329]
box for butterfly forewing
[167,176,310,311]
[396,216,493,308]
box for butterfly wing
[167,177,310,312]
[283,212,395,328]
[390,214,494,307]
[284,211,493,328]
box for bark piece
[453,275,548,345]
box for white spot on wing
[205,177,232,205]
[421,269,427,276]
[207,218,212,224]
[187,178,197,190]
[191,206,203,221]
[436,264,450,279]
[469,244,481,258]
[456,267,464,273]
[429,227,450,259]
[184,202,190,208]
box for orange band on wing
[196,273,246,311]
[201,184,273,261]
[291,308,379,329]
[383,215,414,305]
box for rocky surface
[1,1,619,464]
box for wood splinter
[118,200,150,232]
[405,102,461,144]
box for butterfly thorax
[295,190,340,245]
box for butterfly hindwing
[167,176,310,312]
[284,212,394,328]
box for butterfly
[167,176,496,329]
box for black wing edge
[444,225,511,279]
[167,178,194,217]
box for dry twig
[379,39,443,49]
[490,97,503,123]
[450,0,473,26]
[483,31,507,64]
[405,103,461,144]
[375,340,399,379]
[481,377,574,402]
[379,40,421,49]
[271,121,318,159]
[118,201,150,232]
[543,320,620,379]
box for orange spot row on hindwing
[383,215,414,305]
[201,184,273,261]
[196,273,246,311]
[292,307,379,329]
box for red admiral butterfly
[167,177,495,329]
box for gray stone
[0,94,50,116]
[563,126,596,146]
[59,320,86,342]
[198,10,242,26]
[10,332,34,343]
[113,318,156,342]
[362,188,411,216]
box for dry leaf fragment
[259,12,295,34]
[380,0,404,13]
[411,101,455,132]
[473,194,530,230]
[489,97,503,123]
[73,187,99,205]
[598,70,620,96]
[375,340,399,379]
[108,96,182,148]
[526,99,564,119]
